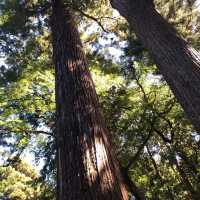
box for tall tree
[50,0,128,199]
[111,0,200,132]
[0,160,55,200]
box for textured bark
[51,0,128,199]
[111,0,200,132]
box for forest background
[0,0,200,199]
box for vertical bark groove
[51,0,128,199]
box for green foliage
[0,160,55,200]
[155,0,200,49]
[0,0,200,199]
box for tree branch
[125,132,152,170]
[0,126,54,137]
[73,7,109,33]
[153,127,172,143]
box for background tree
[111,0,200,132]
[0,159,55,200]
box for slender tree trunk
[146,146,175,200]
[167,146,199,199]
[120,166,146,200]
[174,157,199,200]
[177,149,198,175]
[111,0,200,132]
[50,0,128,199]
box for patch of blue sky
[21,148,45,172]
[81,20,127,62]
[0,122,52,173]
[192,132,200,141]
[0,146,10,166]
[143,146,161,163]
[23,124,53,172]
[146,73,162,85]
[95,33,127,62]
[0,58,5,66]
[196,0,200,10]
[0,138,44,171]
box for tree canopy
[0,0,200,199]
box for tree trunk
[111,0,200,132]
[177,149,198,175]
[120,166,146,200]
[146,145,175,200]
[50,0,128,199]
[174,157,199,200]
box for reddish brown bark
[111,0,200,132]
[51,0,128,199]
